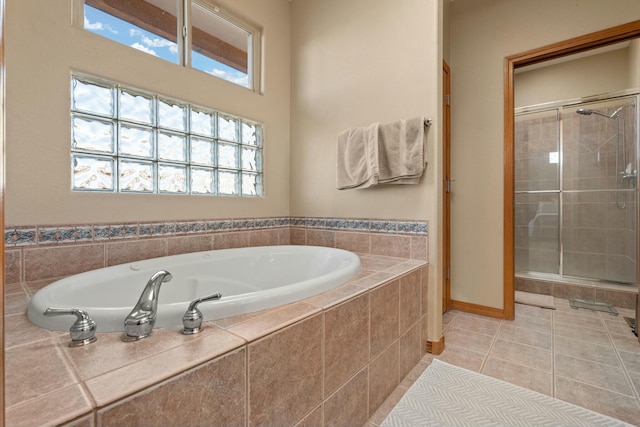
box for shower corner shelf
[569,298,618,316]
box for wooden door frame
[443,60,451,312]
[504,20,640,321]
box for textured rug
[515,290,556,310]
[380,359,631,427]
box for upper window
[80,0,259,90]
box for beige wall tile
[106,240,166,266]
[248,314,323,427]
[6,338,78,407]
[410,235,427,260]
[324,293,369,396]
[368,341,399,417]
[294,405,323,427]
[399,269,421,334]
[97,348,246,427]
[399,322,422,380]
[370,280,399,358]
[250,229,280,246]
[25,244,105,281]
[289,227,306,245]
[306,229,335,247]
[214,231,250,249]
[370,234,411,258]
[335,231,370,253]
[6,385,93,427]
[5,249,22,284]
[324,368,369,427]
[166,235,213,256]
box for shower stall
[515,94,639,287]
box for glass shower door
[514,109,560,275]
[562,97,638,283]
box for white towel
[336,116,427,190]
[336,122,379,189]
[377,116,427,184]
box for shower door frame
[503,19,640,321]
[515,92,639,284]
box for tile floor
[366,298,640,426]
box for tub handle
[44,307,97,347]
[181,293,222,335]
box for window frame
[73,0,262,92]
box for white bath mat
[515,290,556,310]
[380,359,632,427]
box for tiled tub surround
[4,217,429,426]
[6,255,429,427]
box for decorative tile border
[5,217,427,247]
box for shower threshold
[569,298,618,316]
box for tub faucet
[122,270,172,342]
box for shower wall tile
[24,244,105,281]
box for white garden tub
[28,245,361,332]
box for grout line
[479,318,503,373]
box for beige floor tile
[555,376,640,426]
[482,357,553,396]
[489,338,552,372]
[444,326,494,354]
[554,323,612,346]
[498,323,552,349]
[555,353,634,396]
[447,313,501,336]
[554,335,621,367]
[435,345,485,372]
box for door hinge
[446,178,455,193]
[445,94,451,106]
[446,267,450,280]
[182,25,188,38]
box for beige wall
[5,0,291,226]
[515,46,633,108]
[289,0,441,222]
[449,0,640,309]
[289,0,444,340]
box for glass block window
[71,73,263,197]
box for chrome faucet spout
[122,270,172,342]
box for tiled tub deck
[6,253,429,427]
